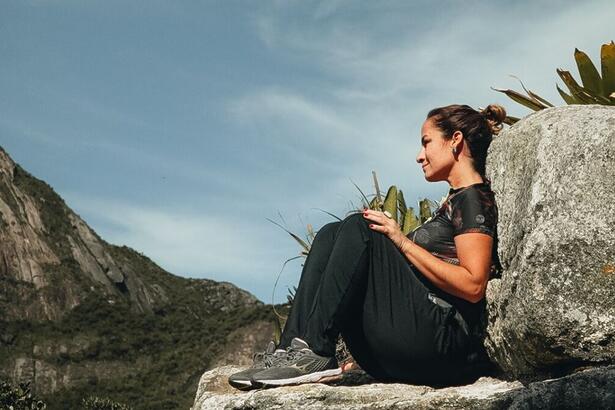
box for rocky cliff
[194,105,615,409]
[0,146,261,321]
[0,145,277,409]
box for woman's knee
[307,221,341,255]
[339,212,372,241]
[316,221,341,236]
[313,221,341,244]
[311,214,370,251]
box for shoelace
[252,351,269,367]
[285,347,309,362]
[253,349,286,367]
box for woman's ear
[451,130,464,149]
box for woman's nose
[416,150,424,163]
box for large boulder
[485,105,615,376]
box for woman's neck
[447,168,484,190]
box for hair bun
[480,104,507,135]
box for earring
[452,146,457,155]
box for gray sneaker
[228,341,287,390]
[251,337,341,387]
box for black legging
[279,212,473,384]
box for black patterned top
[409,181,500,274]
[407,181,501,326]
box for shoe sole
[252,367,342,387]
[228,379,254,390]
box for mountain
[0,146,277,409]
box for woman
[229,103,506,389]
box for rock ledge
[192,365,615,409]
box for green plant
[82,396,132,410]
[0,379,47,409]
[493,41,615,124]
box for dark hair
[426,104,506,178]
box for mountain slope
[0,146,277,409]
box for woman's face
[416,118,454,182]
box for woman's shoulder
[446,182,498,237]
[448,182,496,208]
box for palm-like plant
[493,41,615,124]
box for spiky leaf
[503,115,519,125]
[397,190,407,228]
[350,179,371,209]
[369,195,382,210]
[266,218,311,253]
[419,198,432,223]
[510,74,555,107]
[490,86,546,111]
[383,185,398,223]
[601,41,615,97]
[574,47,603,95]
[372,171,382,205]
[557,84,578,104]
[527,90,554,107]
[402,208,420,235]
[557,69,612,104]
[307,223,315,244]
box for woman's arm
[397,233,492,303]
[362,210,492,303]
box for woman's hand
[362,209,408,251]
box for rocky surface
[9,356,134,394]
[211,321,277,368]
[485,105,615,376]
[192,364,615,409]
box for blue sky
[1,0,614,303]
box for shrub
[82,396,132,410]
[0,379,47,409]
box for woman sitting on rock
[229,104,506,389]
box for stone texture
[0,148,60,290]
[211,320,277,368]
[8,356,135,394]
[485,105,615,375]
[191,364,615,409]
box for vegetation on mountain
[0,379,46,409]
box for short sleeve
[450,187,497,237]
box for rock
[7,356,135,394]
[485,105,615,376]
[0,148,60,291]
[211,320,276,368]
[191,364,615,409]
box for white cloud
[229,88,355,141]
[236,0,615,190]
[251,0,615,109]
[65,194,289,283]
